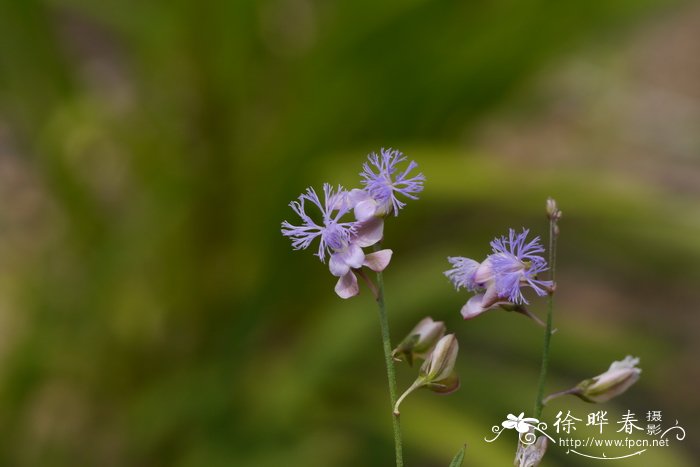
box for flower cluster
[281,149,424,298]
[444,228,553,319]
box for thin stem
[356,268,379,300]
[394,379,424,415]
[534,212,558,419]
[373,242,404,467]
[509,304,547,329]
[542,387,580,406]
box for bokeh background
[0,0,699,465]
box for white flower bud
[577,356,641,403]
[393,334,460,415]
[392,317,446,366]
[546,197,561,221]
[420,334,459,383]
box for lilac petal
[461,294,488,319]
[481,283,501,309]
[329,252,350,277]
[354,199,378,221]
[444,256,480,291]
[335,272,359,299]
[340,243,365,269]
[353,217,384,247]
[363,249,393,272]
[473,257,493,285]
[328,190,350,211]
[347,188,371,205]
[348,188,376,221]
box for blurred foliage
[0,0,697,466]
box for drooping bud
[576,356,641,403]
[393,334,460,415]
[392,317,446,366]
[543,356,641,405]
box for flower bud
[576,356,641,403]
[514,434,547,467]
[393,334,460,415]
[545,197,561,221]
[420,334,459,383]
[392,317,446,366]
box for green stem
[373,243,404,467]
[534,216,558,419]
[394,379,424,416]
[542,387,580,406]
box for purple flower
[444,228,552,319]
[489,228,552,304]
[281,183,356,262]
[282,184,393,299]
[359,148,425,217]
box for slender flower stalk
[444,229,552,321]
[543,356,642,405]
[394,379,423,416]
[372,242,404,467]
[534,198,561,418]
[541,387,580,405]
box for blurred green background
[0,0,699,465]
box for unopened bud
[392,317,446,366]
[393,334,460,415]
[576,356,641,403]
[545,197,562,222]
[514,434,547,467]
[420,334,459,383]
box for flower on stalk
[546,197,562,222]
[444,228,552,320]
[419,333,459,388]
[543,356,641,405]
[576,356,641,403]
[282,184,392,299]
[392,317,446,366]
[357,148,425,219]
[489,229,552,304]
[393,334,460,415]
[281,183,355,262]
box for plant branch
[534,202,559,419]
[372,242,404,467]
